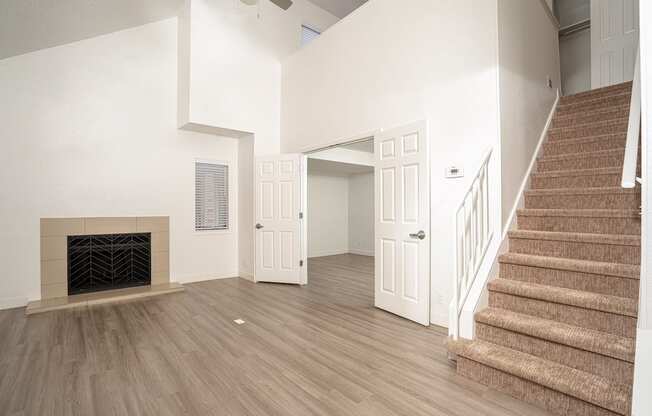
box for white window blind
[301,25,321,46]
[195,162,229,231]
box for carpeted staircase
[449,81,640,416]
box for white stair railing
[622,50,641,188]
[451,149,494,340]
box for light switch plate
[445,166,464,179]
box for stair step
[507,229,640,265]
[488,279,638,317]
[551,106,630,128]
[498,253,639,298]
[475,308,635,384]
[548,120,628,141]
[477,307,635,362]
[556,93,631,115]
[516,208,640,235]
[525,187,640,209]
[451,339,631,415]
[488,280,637,338]
[530,167,623,189]
[541,134,626,157]
[537,149,625,171]
[559,82,632,105]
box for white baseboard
[632,327,652,415]
[0,296,28,311]
[174,272,239,284]
[348,248,374,257]
[308,249,349,258]
[239,273,254,282]
[502,89,560,241]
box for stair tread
[543,134,626,147]
[508,229,640,246]
[559,82,631,103]
[517,208,639,218]
[531,166,622,178]
[557,91,632,109]
[525,186,639,195]
[449,339,631,415]
[488,279,638,317]
[538,148,624,162]
[476,307,635,362]
[554,104,630,120]
[548,118,629,133]
[499,253,640,279]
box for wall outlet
[445,166,464,179]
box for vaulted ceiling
[0,0,366,60]
[306,0,367,18]
[0,0,183,60]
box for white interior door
[374,121,430,326]
[591,0,640,88]
[254,154,305,284]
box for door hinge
[299,212,304,219]
[300,260,304,267]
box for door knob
[255,223,264,230]
[410,230,426,240]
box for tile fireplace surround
[39,217,170,300]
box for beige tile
[152,252,169,274]
[151,232,169,253]
[27,283,184,315]
[40,218,84,237]
[41,260,67,285]
[84,217,137,235]
[41,236,66,261]
[137,217,169,232]
[41,282,68,299]
[151,270,170,285]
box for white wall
[498,0,561,225]
[179,0,339,155]
[307,174,349,257]
[0,19,241,308]
[282,0,501,326]
[556,0,590,27]
[633,2,652,413]
[561,30,592,95]
[558,0,591,95]
[348,173,374,256]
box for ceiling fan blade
[269,0,293,10]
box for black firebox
[67,233,151,295]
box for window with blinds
[195,162,229,231]
[301,25,321,47]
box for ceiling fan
[240,0,294,11]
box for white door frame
[299,122,431,327]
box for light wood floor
[0,254,553,416]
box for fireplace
[68,233,152,295]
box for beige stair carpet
[449,81,640,416]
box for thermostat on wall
[445,166,464,179]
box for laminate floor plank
[0,254,553,416]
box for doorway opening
[306,138,376,306]
[253,121,431,326]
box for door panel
[591,0,639,88]
[255,154,304,284]
[375,121,430,326]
